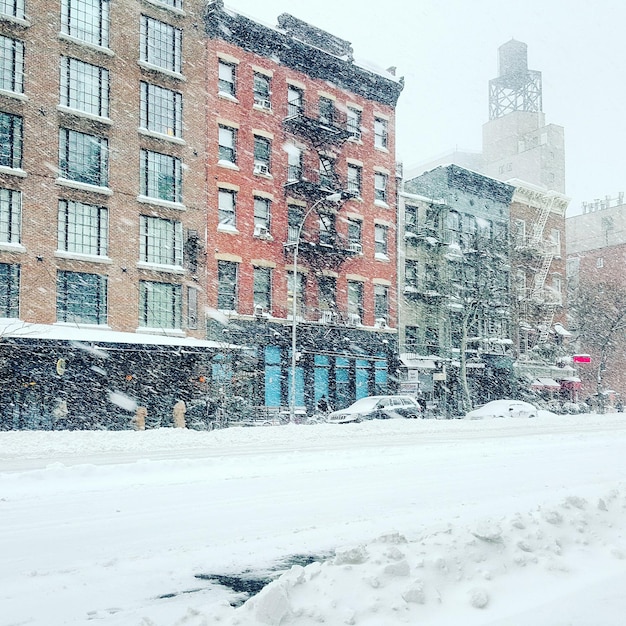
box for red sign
[573,354,591,363]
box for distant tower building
[482,40,565,194]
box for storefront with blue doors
[210,317,398,414]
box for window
[218,125,237,163]
[347,164,361,196]
[287,144,302,181]
[61,0,110,48]
[60,57,109,118]
[140,82,182,137]
[58,200,108,256]
[218,189,236,228]
[447,210,461,245]
[317,275,336,312]
[550,228,561,257]
[287,204,302,243]
[405,204,417,232]
[287,85,303,117]
[375,224,388,257]
[0,35,24,93]
[319,156,334,188]
[405,260,419,289]
[139,280,181,329]
[374,172,388,203]
[140,15,182,74]
[596,257,604,268]
[140,149,181,202]
[318,96,334,125]
[319,213,335,245]
[253,267,271,310]
[347,107,361,139]
[0,262,19,317]
[513,218,526,245]
[477,218,492,240]
[57,270,107,325]
[217,261,237,311]
[59,128,108,187]
[425,262,439,291]
[405,325,419,350]
[0,111,22,169]
[1,0,25,19]
[253,196,271,231]
[187,286,198,329]
[152,0,182,8]
[253,135,271,173]
[218,60,235,96]
[139,215,182,266]
[0,188,20,243]
[347,280,363,319]
[348,219,362,247]
[253,72,271,108]
[374,117,388,149]
[374,285,389,322]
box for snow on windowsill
[58,32,114,56]
[57,105,112,125]
[374,200,389,209]
[136,196,185,211]
[55,251,112,264]
[136,262,185,275]
[137,60,185,81]
[0,242,26,253]
[217,160,239,170]
[0,166,27,178]
[56,178,112,195]
[138,128,185,145]
[218,92,239,104]
[375,253,390,262]
[217,224,239,235]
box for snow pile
[227,491,626,625]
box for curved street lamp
[289,192,342,423]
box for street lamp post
[289,192,342,423]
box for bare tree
[569,278,626,410]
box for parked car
[326,395,422,423]
[465,399,538,419]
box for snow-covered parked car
[327,395,422,423]
[465,399,538,419]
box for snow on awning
[399,354,436,370]
[0,321,245,351]
[554,323,572,337]
[559,377,582,390]
[531,377,561,390]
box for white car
[465,399,538,419]
[326,395,422,423]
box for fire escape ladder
[529,194,554,246]
[531,246,554,300]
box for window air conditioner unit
[350,130,362,141]
[348,313,361,326]
[254,223,269,238]
[254,304,265,317]
[320,310,333,324]
[254,162,270,175]
[254,98,272,110]
[374,317,388,329]
[348,242,362,253]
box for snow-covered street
[2,413,626,625]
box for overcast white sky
[225,0,625,216]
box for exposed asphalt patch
[192,552,334,607]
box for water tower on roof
[489,39,542,119]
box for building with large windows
[0,0,216,429]
[203,2,403,413]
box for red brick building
[566,195,626,406]
[204,3,403,412]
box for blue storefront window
[314,355,329,404]
[375,358,388,395]
[356,359,370,399]
[336,357,350,408]
[265,346,281,406]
